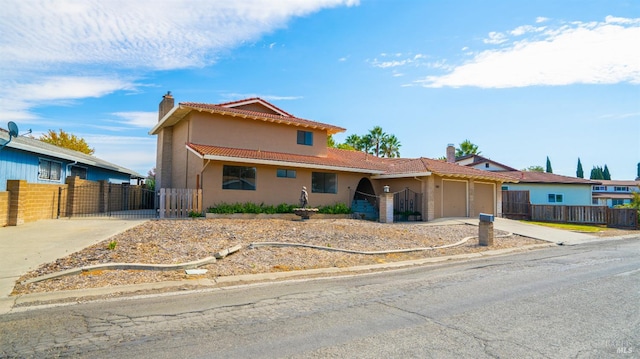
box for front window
[223,165,256,190]
[312,172,337,193]
[592,186,606,191]
[614,186,629,192]
[70,165,87,179]
[297,130,313,146]
[548,194,563,203]
[38,159,62,181]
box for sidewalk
[0,218,147,313]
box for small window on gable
[38,159,62,181]
[485,163,489,168]
[297,130,313,146]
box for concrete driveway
[0,218,147,306]
[457,217,597,245]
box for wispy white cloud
[0,76,137,122]
[483,31,508,44]
[112,111,158,128]
[598,112,640,120]
[369,52,430,69]
[0,0,358,119]
[417,16,640,88]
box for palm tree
[455,139,480,157]
[380,134,401,158]
[361,134,374,155]
[368,126,387,157]
[344,134,363,151]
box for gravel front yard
[11,219,552,296]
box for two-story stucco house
[592,180,640,207]
[150,93,517,221]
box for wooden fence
[502,191,530,220]
[158,188,202,218]
[530,205,637,228]
[502,191,638,228]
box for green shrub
[207,202,298,214]
[318,202,351,214]
[276,203,296,213]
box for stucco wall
[200,161,366,209]
[189,112,328,157]
[170,119,190,189]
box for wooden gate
[158,188,202,218]
[502,190,530,220]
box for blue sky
[1,0,639,179]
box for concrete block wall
[0,191,8,227]
[65,177,100,215]
[5,180,67,226]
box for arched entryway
[351,178,378,220]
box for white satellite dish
[8,121,19,138]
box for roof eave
[149,105,190,135]
[6,140,142,178]
[196,153,383,174]
[372,172,432,179]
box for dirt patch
[13,219,552,295]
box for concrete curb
[2,243,555,313]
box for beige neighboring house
[149,93,517,221]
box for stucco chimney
[446,143,456,163]
[158,91,174,121]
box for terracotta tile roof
[214,97,295,117]
[188,143,389,173]
[500,171,600,184]
[180,99,346,135]
[187,142,518,182]
[382,157,518,182]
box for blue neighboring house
[456,154,600,206]
[0,128,143,191]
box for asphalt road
[1,237,638,358]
